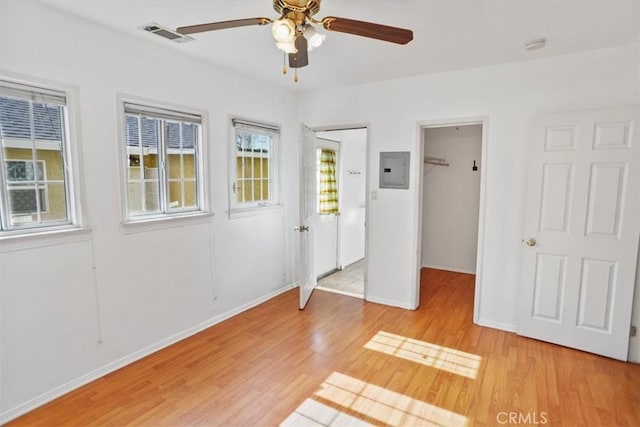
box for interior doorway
[313,127,368,298]
[416,119,487,319]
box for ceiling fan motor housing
[273,0,321,16]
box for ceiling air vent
[142,23,193,43]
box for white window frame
[0,77,83,238]
[118,97,209,225]
[228,118,281,217]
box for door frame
[414,116,489,323]
[312,123,370,299]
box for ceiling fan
[176,0,414,82]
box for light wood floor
[10,269,640,426]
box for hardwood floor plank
[8,268,640,426]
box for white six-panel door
[518,107,640,360]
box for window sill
[121,211,214,234]
[0,225,92,252]
[228,204,283,219]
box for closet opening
[417,121,486,319]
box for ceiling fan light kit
[272,17,297,43]
[176,0,414,82]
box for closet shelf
[424,156,450,167]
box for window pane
[167,153,182,179]
[127,182,142,212]
[125,180,160,215]
[242,180,253,202]
[261,179,270,201]
[33,103,63,141]
[0,98,62,141]
[5,160,44,181]
[183,153,196,179]
[126,115,161,216]
[125,115,159,178]
[168,180,197,210]
[8,188,40,214]
[167,180,182,209]
[241,155,253,179]
[37,147,64,181]
[183,181,197,208]
[7,183,67,226]
[144,180,160,212]
[40,182,67,222]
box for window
[230,119,279,212]
[123,102,204,220]
[0,80,75,231]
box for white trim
[0,226,90,251]
[421,264,476,275]
[120,211,214,234]
[414,116,489,322]
[365,294,414,310]
[2,138,65,151]
[477,317,518,333]
[0,283,295,425]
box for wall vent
[142,23,193,43]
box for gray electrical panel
[379,151,410,189]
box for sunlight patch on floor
[280,398,373,427]
[280,371,467,426]
[364,331,481,379]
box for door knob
[294,225,310,232]
[525,238,537,247]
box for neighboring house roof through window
[0,97,62,140]
[125,115,196,149]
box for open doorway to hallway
[313,127,368,298]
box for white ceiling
[42,0,640,91]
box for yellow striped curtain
[319,149,339,214]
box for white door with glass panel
[298,123,318,309]
[518,107,640,360]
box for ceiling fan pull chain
[282,51,288,74]
[294,68,299,83]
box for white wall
[421,125,482,274]
[298,42,640,323]
[0,0,298,420]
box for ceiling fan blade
[320,17,413,45]
[177,17,272,35]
